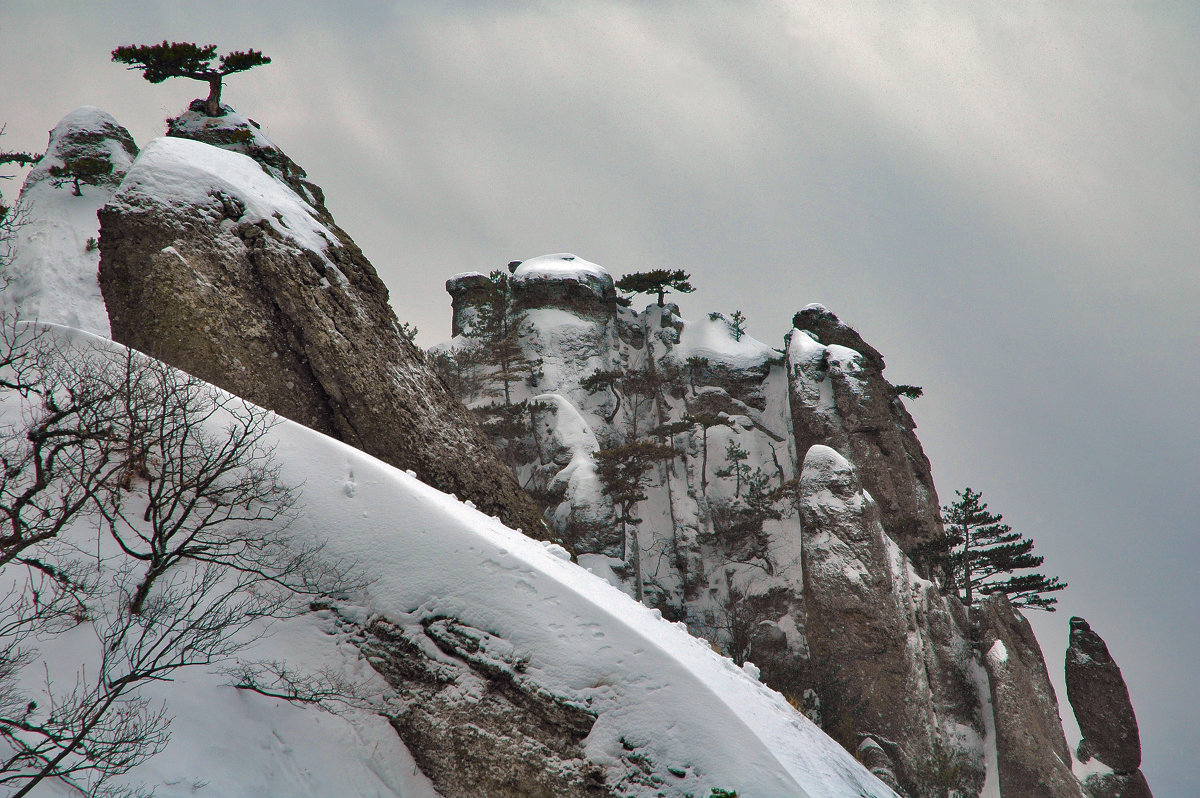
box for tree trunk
[205,76,223,117]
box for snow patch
[987,639,1010,666]
[676,313,778,370]
[112,137,337,258]
[512,252,611,282]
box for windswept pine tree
[615,268,694,307]
[48,155,112,196]
[112,41,271,117]
[938,487,1066,611]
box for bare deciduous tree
[0,322,359,796]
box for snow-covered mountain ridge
[0,104,1151,797]
[1,325,893,797]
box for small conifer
[112,41,271,117]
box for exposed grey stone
[798,445,982,794]
[1066,617,1146,777]
[509,259,617,319]
[856,738,905,795]
[344,608,612,798]
[978,595,1086,798]
[789,306,943,553]
[1084,769,1153,798]
[447,271,494,337]
[98,110,547,537]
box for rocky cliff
[94,106,545,535]
[431,255,1153,797]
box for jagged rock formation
[1066,617,1152,798]
[977,596,1086,797]
[344,609,610,798]
[799,446,980,792]
[791,305,941,552]
[431,255,1153,797]
[96,108,545,535]
[3,107,138,334]
[432,257,985,796]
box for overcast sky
[2,2,1196,794]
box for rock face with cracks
[798,445,981,795]
[790,305,942,553]
[977,595,1086,798]
[97,107,546,536]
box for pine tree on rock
[727,310,748,341]
[940,487,1066,611]
[48,155,113,197]
[469,270,538,406]
[112,41,271,117]
[714,438,752,497]
[615,269,694,307]
[595,441,678,602]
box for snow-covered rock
[97,108,546,536]
[2,106,138,334]
[0,325,899,798]
[799,445,984,792]
[431,255,990,796]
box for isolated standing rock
[1065,616,1152,797]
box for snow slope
[3,325,896,798]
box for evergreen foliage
[47,155,112,197]
[111,41,271,117]
[615,268,694,306]
[911,738,972,798]
[714,438,751,496]
[594,441,677,600]
[466,270,539,406]
[936,487,1066,611]
[893,384,924,400]
[726,310,747,341]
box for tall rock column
[798,444,983,795]
[1065,617,1153,798]
[977,595,1087,798]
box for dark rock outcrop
[509,255,618,318]
[432,259,1148,798]
[978,596,1085,798]
[447,271,495,337]
[798,445,982,795]
[789,305,942,553]
[355,611,611,798]
[98,112,546,536]
[1066,616,1151,796]
[1083,770,1153,798]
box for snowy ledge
[110,137,337,256]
